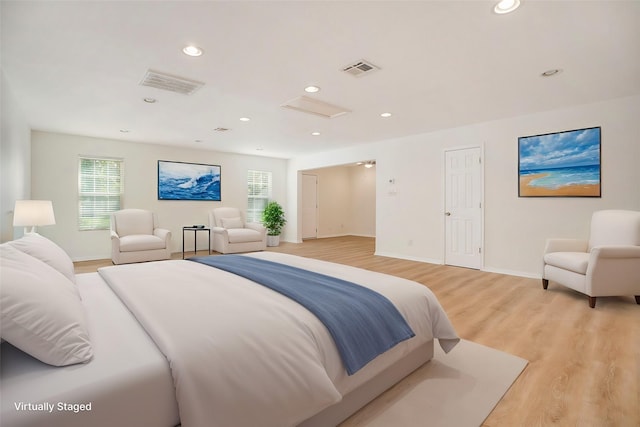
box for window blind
[78,157,123,230]
[247,170,272,223]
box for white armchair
[110,209,172,264]
[209,207,266,254]
[542,210,640,308]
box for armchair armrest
[212,226,228,235]
[586,245,640,295]
[544,238,588,254]
[110,230,120,241]
[154,228,172,244]
[590,245,640,259]
[245,222,266,235]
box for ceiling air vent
[281,96,351,119]
[139,69,204,95]
[342,59,380,77]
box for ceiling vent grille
[281,96,351,119]
[342,59,380,77]
[139,69,205,95]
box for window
[78,157,123,230]
[247,170,272,223]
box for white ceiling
[2,1,639,159]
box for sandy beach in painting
[519,173,601,197]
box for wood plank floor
[75,236,640,426]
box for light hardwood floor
[75,236,640,426]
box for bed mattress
[0,272,179,427]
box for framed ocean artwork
[158,160,221,201]
[518,127,601,197]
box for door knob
[445,212,451,216]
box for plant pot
[266,235,280,247]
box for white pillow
[221,217,244,229]
[8,233,76,283]
[0,244,93,366]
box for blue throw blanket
[188,255,415,375]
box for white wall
[0,72,31,242]
[349,165,376,237]
[288,95,640,277]
[302,165,376,238]
[30,131,288,261]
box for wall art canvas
[518,127,601,197]
[158,160,221,201]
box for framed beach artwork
[518,127,601,197]
[158,160,221,201]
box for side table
[182,227,211,259]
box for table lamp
[13,200,56,234]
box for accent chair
[542,209,640,308]
[110,209,172,264]
[209,207,266,254]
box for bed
[1,234,459,427]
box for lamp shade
[13,200,56,229]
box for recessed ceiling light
[182,45,203,57]
[239,117,251,122]
[380,112,392,118]
[304,86,320,93]
[311,132,321,136]
[143,97,157,103]
[494,0,520,14]
[541,69,562,77]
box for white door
[444,147,483,269]
[302,174,318,239]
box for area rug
[339,340,528,427]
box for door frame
[442,144,485,269]
[301,173,318,240]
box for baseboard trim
[374,251,443,265]
[482,266,541,279]
[72,254,110,262]
[314,233,375,239]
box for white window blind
[78,157,123,231]
[247,170,272,223]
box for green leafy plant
[262,201,286,236]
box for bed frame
[2,269,437,427]
[299,340,434,426]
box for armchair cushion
[114,210,154,237]
[543,252,589,275]
[119,235,167,252]
[221,217,244,229]
[228,228,264,244]
[589,209,640,249]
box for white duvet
[98,252,459,427]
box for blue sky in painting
[519,127,600,171]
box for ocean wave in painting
[520,164,599,189]
[158,161,221,201]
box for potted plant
[262,201,286,247]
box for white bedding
[0,273,179,427]
[98,252,459,427]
